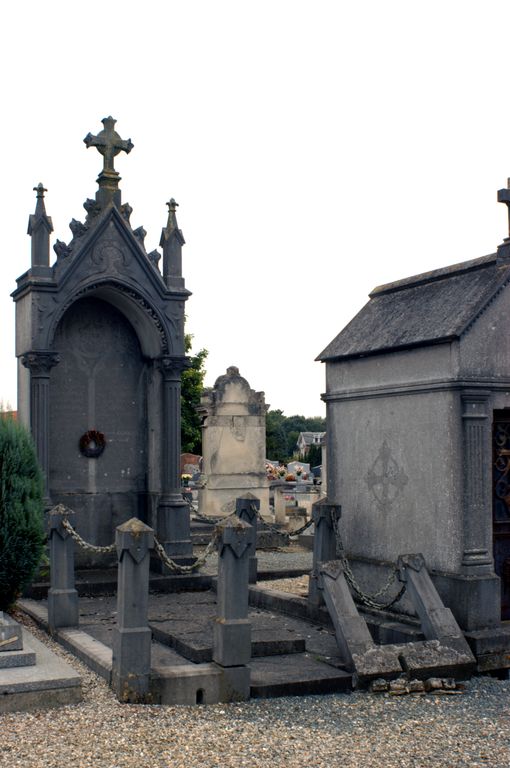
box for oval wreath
[79,429,106,458]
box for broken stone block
[369,678,390,693]
[424,677,443,691]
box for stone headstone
[197,367,270,517]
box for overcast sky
[1,1,510,416]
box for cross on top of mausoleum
[84,116,133,174]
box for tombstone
[197,367,270,517]
[287,461,311,480]
[12,117,192,565]
[316,170,510,644]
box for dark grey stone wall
[49,298,148,559]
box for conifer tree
[0,415,45,611]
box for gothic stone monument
[318,173,510,635]
[12,117,192,565]
[198,367,270,517]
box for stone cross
[84,116,133,174]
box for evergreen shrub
[0,416,45,611]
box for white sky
[1,1,510,416]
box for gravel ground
[2,610,510,768]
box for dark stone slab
[0,649,37,669]
[249,654,352,698]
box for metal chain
[152,532,218,574]
[288,516,315,538]
[61,518,117,554]
[330,512,406,610]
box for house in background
[296,431,326,457]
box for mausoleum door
[492,410,510,620]
[49,297,148,537]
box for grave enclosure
[6,117,510,710]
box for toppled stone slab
[351,646,403,687]
[398,639,476,680]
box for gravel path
[2,611,510,768]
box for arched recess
[47,279,172,359]
[47,288,164,563]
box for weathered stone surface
[0,628,81,714]
[13,118,191,568]
[198,367,270,517]
[0,613,23,652]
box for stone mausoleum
[12,117,192,565]
[318,173,510,633]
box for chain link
[330,511,406,610]
[152,532,218,574]
[61,518,117,554]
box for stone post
[235,495,258,583]
[308,498,342,611]
[156,356,192,565]
[112,518,154,703]
[47,505,79,632]
[213,517,252,668]
[21,350,60,503]
[460,391,493,573]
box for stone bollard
[235,495,258,583]
[308,498,342,612]
[111,518,154,703]
[47,504,79,632]
[212,516,252,700]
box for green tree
[306,442,322,468]
[0,414,45,611]
[181,333,208,454]
[265,409,289,461]
[265,409,326,462]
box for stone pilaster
[461,391,493,573]
[156,356,192,561]
[21,350,60,502]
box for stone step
[150,623,306,663]
[249,653,352,698]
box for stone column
[308,498,342,611]
[112,518,154,703]
[156,356,192,562]
[235,495,258,583]
[21,350,60,503]
[460,391,493,573]
[47,505,79,632]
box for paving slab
[0,627,82,713]
[249,653,352,697]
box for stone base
[213,619,251,666]
[0,613,23,651]
[151,662,250,705]
[0,628,82,714]
[198,486,270,518]
[346,556,502,632]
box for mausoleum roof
[317,252,510,362]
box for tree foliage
[0,415,45,611]
[265,409,326,462]
[181,333,208,455]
